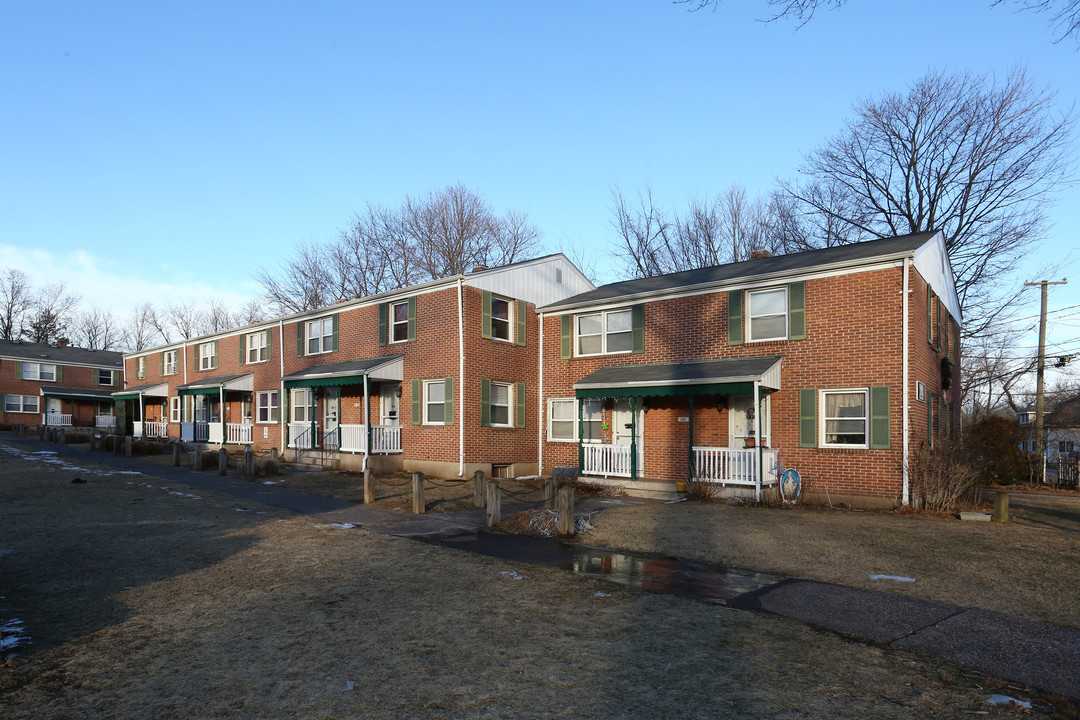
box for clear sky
[1,1,1078,380]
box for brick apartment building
[536,231,961,506]
[1,339,124,430]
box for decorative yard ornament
[780,468,801,504]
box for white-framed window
[136,357,146,379]
[1060,441,1075,454]
[198,342,216,371]
[489,381,512,426]
[169,397,181,423]
[576,309,632,356]
[582,399,603,443]
[163,350,178,375]
[821,389,869,448]
[246,331,268,363]
[4,394,38,413]
[306,317,334,355]
[257,390,279,423]
[748,287,788,342]
[491,296,512,342]
[291,389,313,423]
[391,301,409,343]
[916,381,927,403]
[22,362,57,382]
[424,380,446,425]
[548,398,577,441]
[97,369,113,386]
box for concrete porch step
[578,475,682,501]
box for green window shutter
[239,334,246,366]
[331,313,339,352]
[632,304,645,354]
[444,377,454,426]
[869,385,890,450]
[481,290,492,339]
[788,281,806,340]
[93,368,99,386]
[212,340,219,369]
[411,379,421,425]
[265,330,272,360]
[14,361,22,379]
[111,370,117,385]
[408,297,417,342]
[936,299,943,351]
[515,381,526,428]
[296,323,304,357]
[480,378,491,427]
[560,315,572,359]
[378,303,388,346]
[515,299,526,347]
[56,365,63,383]
[727,290,743,346]
[927,287,933,344]
[799,388,817,448]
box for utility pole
[1025,279,1068,484]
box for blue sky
[1,1,1078,378]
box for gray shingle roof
[541,231,939,312]
[0,339,123,367]
[281,356,403,382]
[574,356,783,389]
[39,386,117,400]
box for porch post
[630,396,638,481]
[139,393,145,434]
[284,388,291,446]
[219,386,225,445]
[577,396,584,474]
[688,394,695,482]
[309,386,316,449]
[754,381,762,502]
[363,375,370,461]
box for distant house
[0,339,124,431]
[1045,397,1080,465]
[536,231,962,507]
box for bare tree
[236,297,269,326]
[24,282,80,344]
[166,301,206,340]
[609,186,675,278]
[204,297,235,333]
[124,303,159,352]
[677,0,1080,43]
[255,240,338,316]
[0,268,33,341]
[71,306,123,351]
[781,68,1074,341]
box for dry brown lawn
[0,440,1062,719]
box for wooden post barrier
[173,443,181,467]
[473,470,486,508]
[363,468,374,505]
[993,491,1010,523]
[545,476,558,510]
[485,479,501,528]
[412,472,425,514]
[59,428,66,445]
[124,436,132,457]
[557,485,575,536]
[89,432,97,451]
[244,448,255,478]
[270,447,279,462]
[218,447,229,476]
[37,425,45,441]
[193,447,202,470]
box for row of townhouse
[0,339,124,430]
[102,230,962,505]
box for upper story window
[163,350,178,375]
[247,331,269,363]
[491,296,511,342]
[821,389,868,448]
[22,362,56,382]
[489,381,511,427]
[135,357,146,379]
[576,309,632,356]
[391,301,409,343]
[307,317,334,355]
[97,369,113,386]
[198,342,217,371]
[748,287,788,342]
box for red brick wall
[0,359,113,428]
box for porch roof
[573,356,782,399]
[177,373,254,396]
[41,386,116,402]
[282,356,403,389]
[112,382,170,401]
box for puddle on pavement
[427,532,783,604]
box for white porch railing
[288,422,316,449]
[42,413,73,427]
[583,443,633,478]
[692,447,780,487]
[95,415,115,430]
[208,423,223,444]
[323,427,339,451]
[337,424,403,454]
[195,422,210,443]
[226,423,253,444]
[135,420,167,439]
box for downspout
[538,311,544,475]
[278,319,285,455]
[902,257,911,506]
[457,277,465,477]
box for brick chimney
[471,264,489,273]
[55,337,70,347]
[749,248,773,260]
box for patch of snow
[987,694,1032,710]
[262,480,282,485]
[345,680,355,691]
[234,508,250,512]
[0,618,28,650]
[665,498,687,504]
[593,591,611,598]
[314,523,356,530]
[499,571,524,580]
[599,500,624,505]
[0,549,12,559]
[869,574,916,583]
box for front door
[612,398,644,473]
[323,388,339,445]
[46,398,62,417]
[380,385,400,426]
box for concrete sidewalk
[3,433,1078,704]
